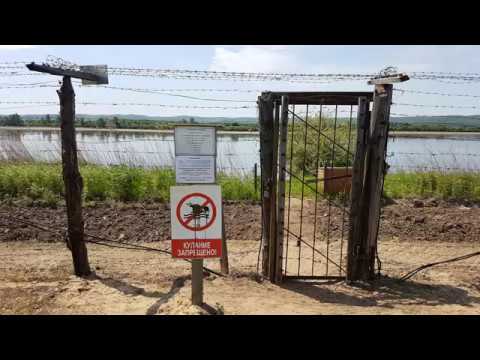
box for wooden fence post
[259,92,275,278]
[220,206,229,274]
[347,85,394,281]
[365,84,393,278]
[347,74,408,282]
[58,76,91,277]
[347,97,370,281]
[268,101,279,282]
[275,95,289,283]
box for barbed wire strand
[0,214,225,278]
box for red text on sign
[172,239,222,259]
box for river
[1,128,480,175]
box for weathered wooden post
[347,97,370,281]
[258,92,275,278]
[25,60,108,277]
[346,73,409,281]
[220,207,229,274]
[58,76,91,276]
[274,95,289,284]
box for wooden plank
[346,97,369,281]
[367,74,409,85]
[26,63,104,82]
[268,101,280,282]
[365,84,393,278]
[275,95,289,283]
[322,167,353,193]
[259,92,275,278]
[271,91,373,105]
[58,76,91,277]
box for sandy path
[1,239,479,315]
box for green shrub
[111,166,145,201]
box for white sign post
[171,125,227,306]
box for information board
[175,156,215,184]
[174,126,216,156]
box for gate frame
[259,78,409,284]
[259,91,375,283]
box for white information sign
[175,156,215,184]
[175,127,216,156]
[170,185,223,258]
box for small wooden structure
[320,167,353,193]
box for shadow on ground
[280,275,480,308]
[89,273,188,315]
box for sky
[1,45,480,118]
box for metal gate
[259,91,376,282]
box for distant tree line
[0,114,259,131]
[390,122,480,132]
[4,114,480,133]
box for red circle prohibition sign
[176,192,217,232]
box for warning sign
[170,185,222,259]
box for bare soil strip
[1,198,479,314]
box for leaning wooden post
[347,72,409,281]
[259,92,275,278]
[58,76,91,277]
[364,83,393,279]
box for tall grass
[1,163,480,206]
[0,163,259,204]
[384,171,480,201]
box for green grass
[384,171,480,201]
[1,163,480,206]
[0,163,259,204]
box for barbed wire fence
[0,59,479,284]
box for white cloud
[209,46,299,73]
[0,45,37,51]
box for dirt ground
[0,239,479,315]
[0,199,479,315]
[1,198,479,244]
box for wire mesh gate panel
[259,92,374,282]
